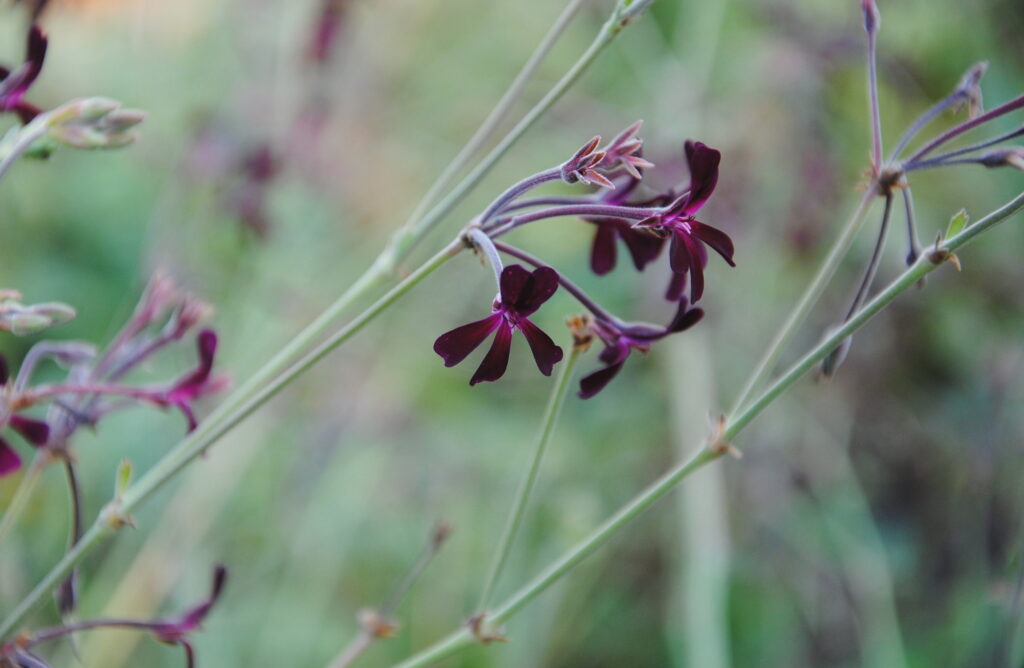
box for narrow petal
[519,319,564,376]
[683,234,706,302]
[669,232,690,274]
[665,272,687,301]
[470,321,513,385]
[668,303,705,333]
[681,141,720,215]
[691,221,735,266]
[25,27,47,85]
[513,266,559,316]
[10,415,49,446]
[433,313,502,367]
[0,355,8,384]
[619,224,665,270]
[498,264,532,307]
[590,222,618,275]
[0,437,22,476]
[579,360,626,399]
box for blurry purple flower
[149,565,227,668]
[153,330,226,431]
[0,355,50,476]
[0,26,47,124]
[637,141,735,302]
[434,265,564,385]
[307,0,347,64]
[598,121,655,179]
[560,136,614,189]
[231,144,279,237]
[579,298,704,399]
[586,176,667,276]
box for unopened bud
[977,147,1024,171]
[46,98,145,149]
[861,0,880,34]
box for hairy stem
[476,344,582,613]
[392,188,1024,668]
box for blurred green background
[2,0,1024,666]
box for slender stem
[887,91,962,162]
[0,116,48,183]
[380,1,642,271]
[392,188,1024,668]
[500,195,593,213]
[0,451,49,548]
[906,93,1024,164]
[492,242,620,325]
[478,168,562,225]
[844,193,893,321]
[22,617,159,647]
[476,344,581,613]
[866,26,883,172]
[901,187,920,265]
[729,187,876,415]
[402,0,587,227]
[905,123,1024,167]
[0,241,463,640]
[485,203,657,237]
[467,229,504,287]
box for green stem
[392,188,1024,667]
[475,344,582,613]
[378,0,642,272]
[729,186,877,415]
[0,116,49,183]
[0,240,463,640]
[0,452,49,548]
[404,0,587,226]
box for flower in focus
[579,298,704,399]
[559,136,614,189]
[434,265,564,385]
[598,121,655,178]
[637,141,735,302]
[0,26,47,124]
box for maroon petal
[590,222,618,275]
[691,221,735,266]
[518,318,564,376]
[24,26,47,87]
[470,321,513,385]
[0,355,8,384]
[618,225,665,271]
[683,234,707,302]
[665,272,687,301]
[668,300,705,333]
[681,141,720,215]
[579,360,626,399]
[173,329,218,391]
[0,66,9,79]
[513,266,559,316]
[433,313,502,367]
[669,232,691,275]
[498,264,532,307]
[10,415,49,446]
[0,437,22,476]
[13,101,41,124]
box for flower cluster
[433,123,737,396]
[0,274,226,476]
[1,565,227,668]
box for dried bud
[952,61,988,119]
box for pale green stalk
[392,188,1024,668]
[404,0,587,225]
[729,187,876,415]
[0,452,49,548]
[0,240,462,639]
[476,344,582,613]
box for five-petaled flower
[434,265,564,385]
[0,26,47,124]
[579,298,704,398]
[637,141,735,302]
[0,356,50,476]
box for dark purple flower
[434,265,564,385]
[154,329,225,431]
[586,176,667,276]
[307,0,347,64]
[150,565,227,668]
[0,26,47,124]
[579,298,704,399]
[637,141,735,302]
[0,355,50,476]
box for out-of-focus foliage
[1,0,1023,666]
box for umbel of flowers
[433,122,735,397]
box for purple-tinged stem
[24,383,157,404]
[864,0,884,173]
[485,203,658,237]
[500,194,595,213]
[56,459,83,615]
[902,154,1010,173]
[21,618,165,648]
[900,187,921,266]
[479,168,562,225]
[906,93,1024,164]
[888,91,965,162]
[467,228,504,288]
[904,122,1024,168]
[491,241,621,326]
